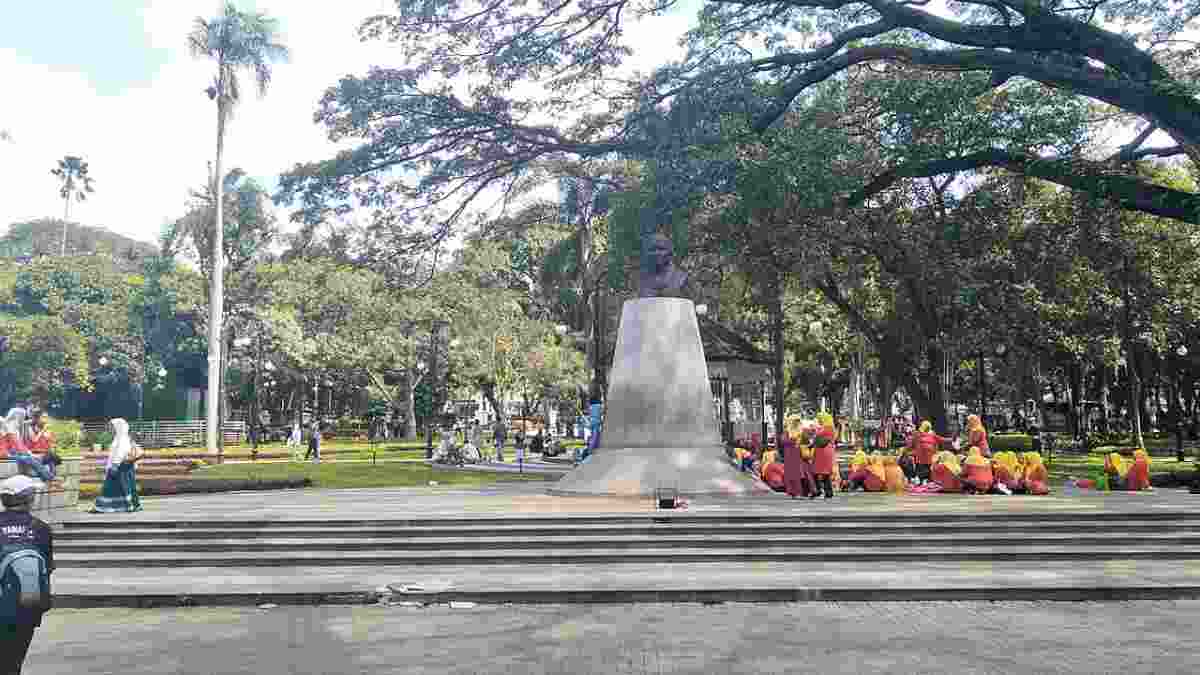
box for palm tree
[188,2,288,458]
[50,155,96,255]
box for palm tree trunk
[206,94,227,458]
[61,196,70,256]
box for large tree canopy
[276,0,1200,237]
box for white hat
[0,474,38,502]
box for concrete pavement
[27,601,1200,674]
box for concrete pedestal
[550,298,768,497]
[1,458,81,528]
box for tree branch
[845,149,1200,224]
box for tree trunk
[769,286,786,443]
[205,93,227,456]
[404,372,418,440]
[60,197,70,256]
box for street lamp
[98,356,108,367]
[426,320,451,459]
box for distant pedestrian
[305,420,321,464]
[0,475,54,675]
[494,422,506,462]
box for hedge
[989,434,1033,453]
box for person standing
[493,421,506,463]
[1,475,54,675]
[90,419,144,513]
[305,419,321,464]
[812,413,838,499]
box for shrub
[990,434,1033,453]
[46,417,82,453]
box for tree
[274,0,1200,262]
[50,155,95,256]
[188,2,289,454]
[1,219,157,263]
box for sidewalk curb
[52,585,1200,608]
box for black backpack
[0,547,51,621]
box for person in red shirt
[965,414,991,458]
[812,413,837,499]
[28,410,61,480]
[906,420,951,485]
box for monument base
[548,297,771,498]
[548,447,770,497]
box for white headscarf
[106,418,133,471]
[3,407,31,450]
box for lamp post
[425,320,450,460]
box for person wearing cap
[0,475,54,674]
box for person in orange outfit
[811,413,837,499]
[863,453,887,492]
[907,420,951,485]
[961,446,994,494]
[992,451,1021,492]
[931,451,963,492]
[782,435,817,499]
[1126,449,1152,491]
[28,410,62,480]
[883,455,906,493]
[844,449,869,492]
[764,459,786,491]
[1022,452,1049,495]
[964,414,991,458]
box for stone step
[58,509,1200,530]
[54,520,1200,540]
[52,532,1200,554]
[53,544,1200,567]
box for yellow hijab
[964,446,989,467]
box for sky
[0,1,698,246]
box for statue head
[651,234,674,273]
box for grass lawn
[189,461,559,490]
[1047,454,1196,481]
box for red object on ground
[1027,479,1050,495]
[1075,478,1095,489]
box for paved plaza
[29,601,1200,674]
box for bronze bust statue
[639,234,690,298]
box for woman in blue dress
[91,418,143,513]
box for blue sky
[1,1,171,97]
[0,1,694,247]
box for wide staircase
[50,510,1200,606]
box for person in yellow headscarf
[1022,452,1049,494]
[844,448,869,492]
[964,414,991,458]
[992,451,1021,491]
[962,446,994,494]
[1104,452,1130,490]
[863,453,887,492]
[811,412,837,499]
[1126,448,1152,491]
[907,420,951,485]
[931,450,963,492]
[759,443,779,481]
[882,455,906,493]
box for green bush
[990,434,1033,453]
[80,430,114,449]
[46,417,82,453]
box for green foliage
[989,434,1033,453]
[45,417,81,454]
[0,314,91,408]
[0,219,156,264]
